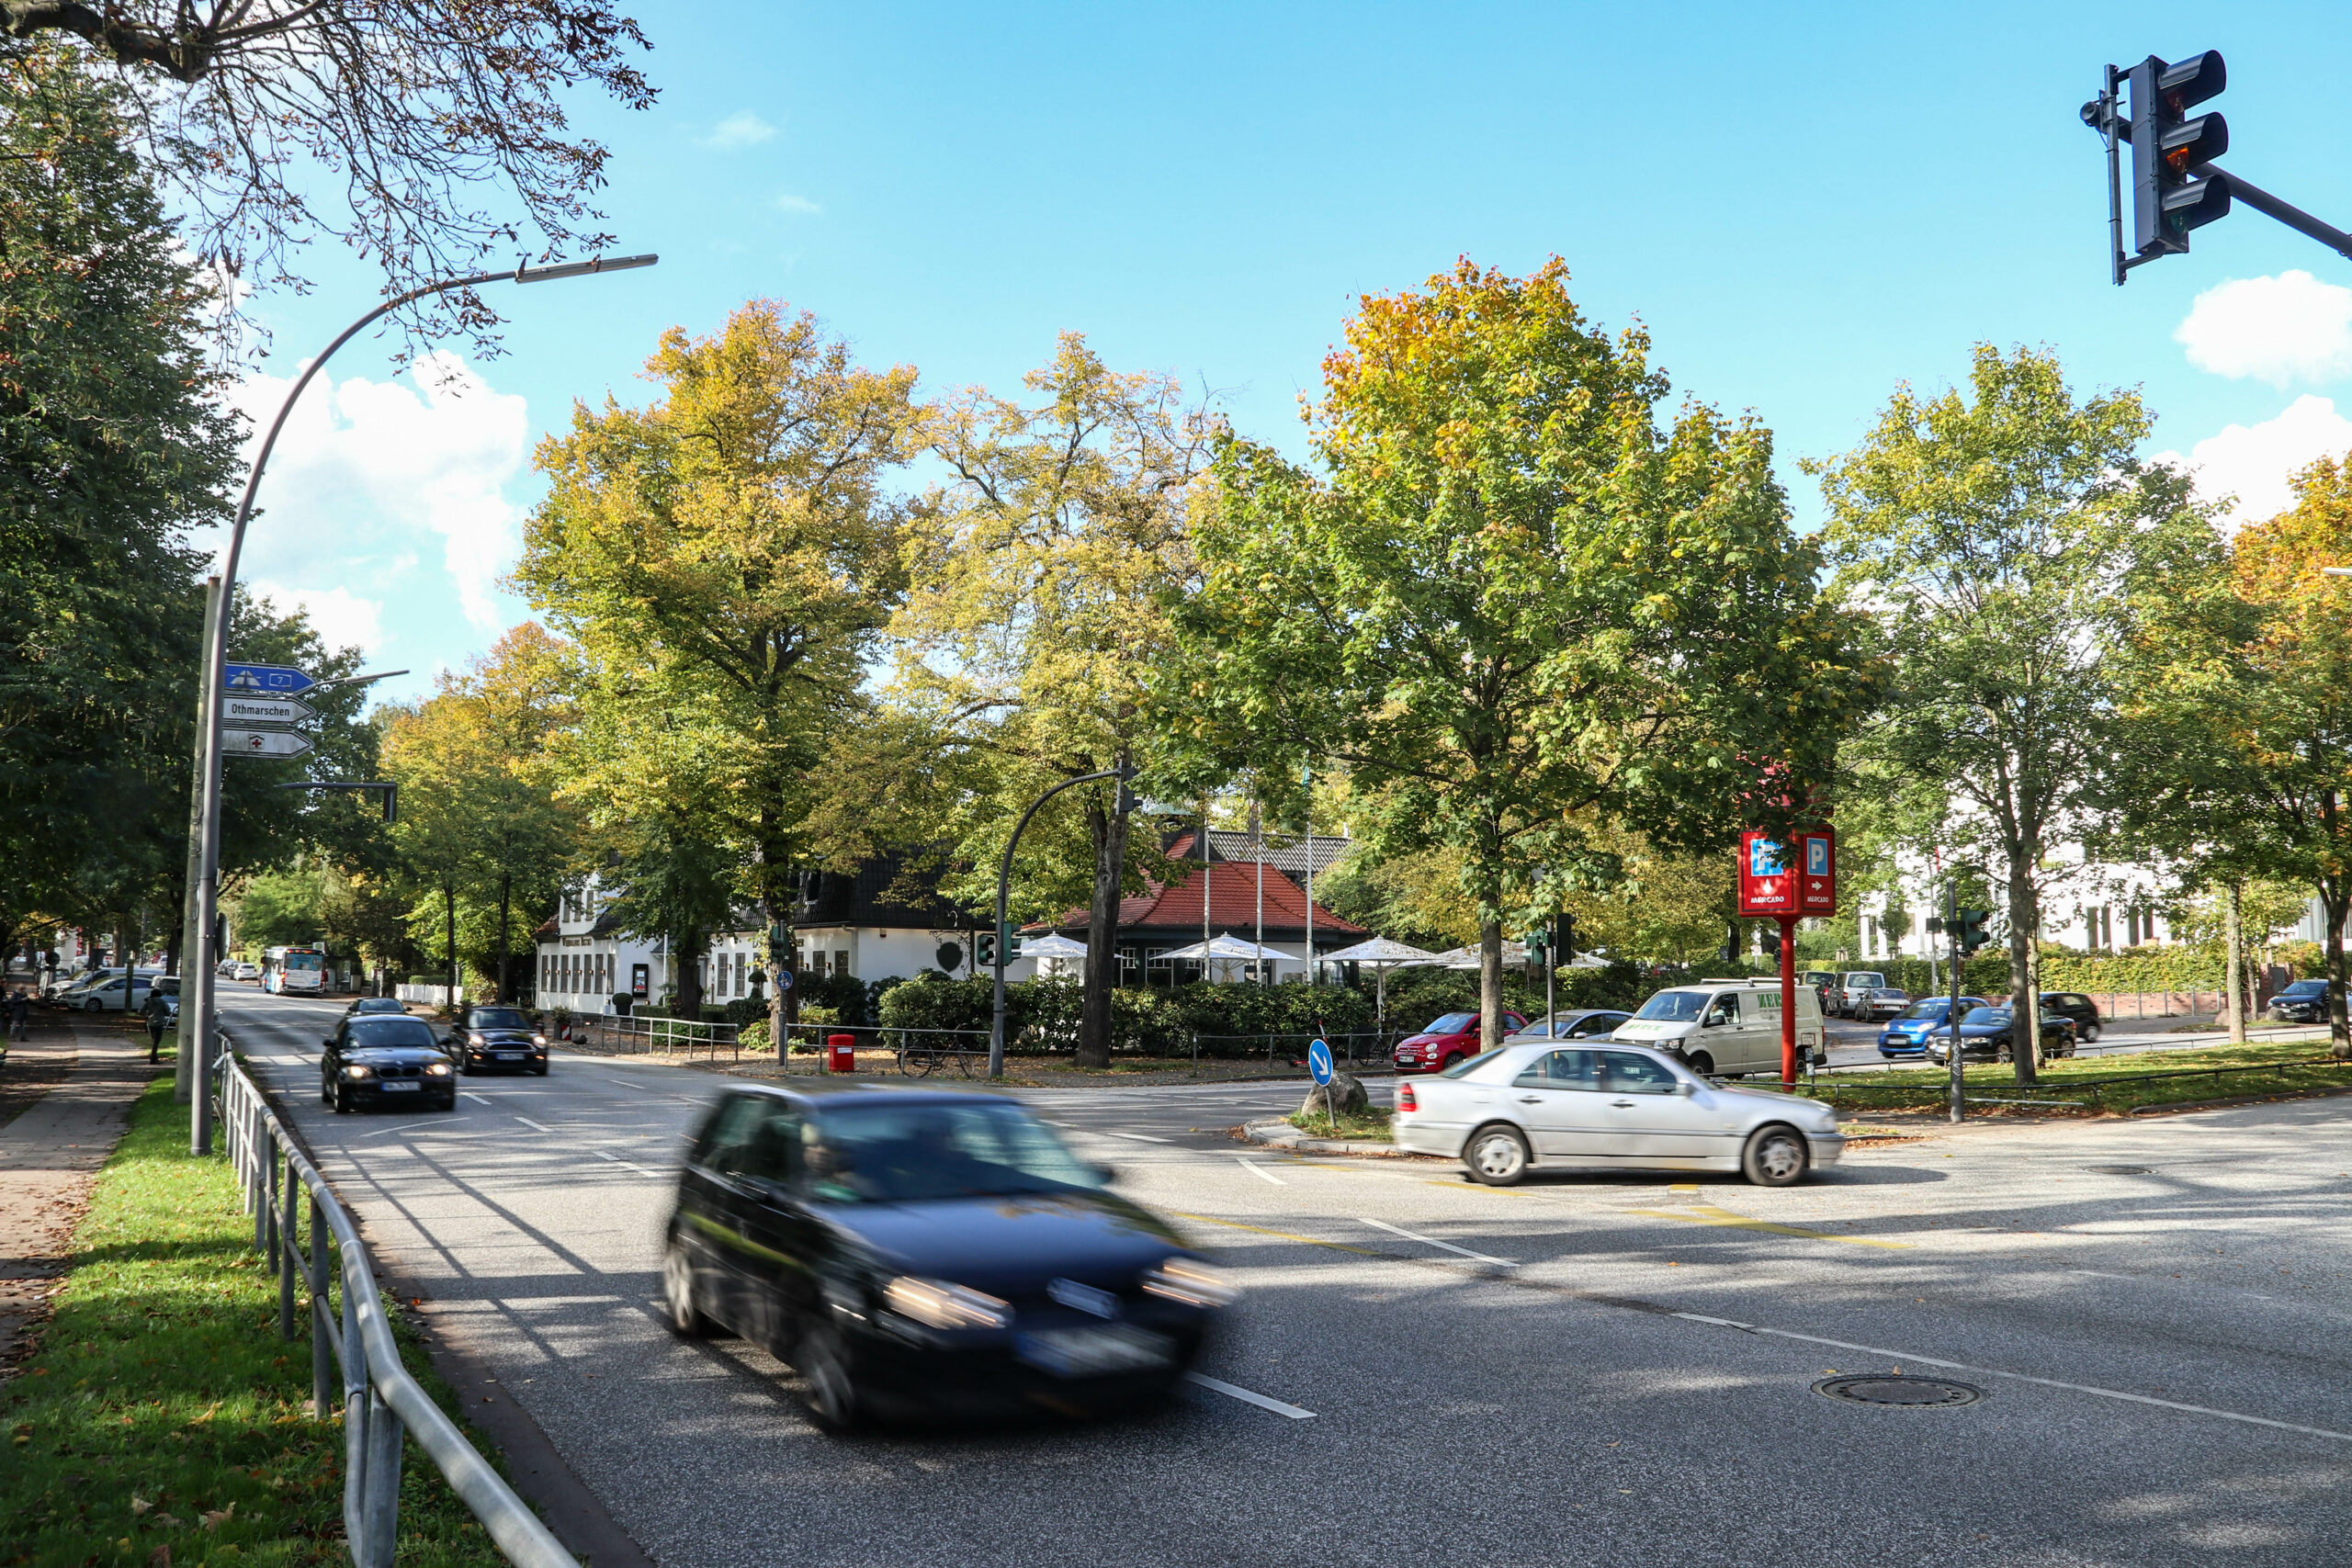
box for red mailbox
[826,1032,856,1074]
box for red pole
[1779,914,1800,1088]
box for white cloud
[2156,394,2352,530]
[700,111,777,150]
[249,582,385,659]
[210,350,528,632]
[775,192,823,217]
[2174,270,2352,387]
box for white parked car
[1609,979,1825,1077]
[230,962,259,982]
[1391,1041,1843,1187]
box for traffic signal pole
[1948,884,1964,1125]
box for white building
[1849,845,2180,962]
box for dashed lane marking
[515,1116,554,1133]
[461,1092,492,1106]
[359,1119,454,1139]
[1170,1212,1383,1256]
[1233,1158,1286,1185]
[1625,1203,1911,1249]
[1358,1216,1517,1267]
[591,1150,662,1178]
[1182,1372,1316,1419]
[1102,1130,1174,1144]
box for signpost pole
[1949,884,1965,1125]
[1778,914,1799,1089]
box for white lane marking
[1183,1372,1316,1419]
[1102,1130,1174,1144]
[1358,1216,1516,1267]
[515,1116,553,1133]
[461,1092,492,1105]
[1234,1158,1285,1185]
[591,1150,662,1177]
[1673,1314,2352,1443]
[360,1119,449,1139]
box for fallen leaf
[130,1495,152,1516]
[199,1503,234,1530]
[152,1514,184,1529]
[146,1547,170,1568]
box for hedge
[873,976,1378,1058]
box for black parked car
[1925,1005,2077,1064]
[443,1003,548,1075]
[344,996,407,1018]
[2038,991,2102,1043]
[320,1015,457,1112]
[662,1084,1236,1430]
[2268,978,2333,1024]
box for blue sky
[201,1,2352,705]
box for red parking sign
[1738,827,1835,917]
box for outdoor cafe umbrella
[1317,934,1442,1038]
[1150,931,1283,985]
[1021,931,1088,977]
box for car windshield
[1962,1007,2011,1027]
[346,1017,439,1049]
[1439,1048,1509,1079]
[1423,1012,1476,1034]
[1894,1000,1947,1021]
[806,1100,1102,1203]
[469,1008,531,1030]
[351,998,403,1013]
[2281,980,2327,997]
[1633,990,1709,1021]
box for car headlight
[468,1032,486,1045]
[343,1064,374,1078]
[531,1033,547,1046]
[881,1277,1011,1330]
[424,1062,452,1077]
[1142,1258,1238,1308]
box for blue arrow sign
[1307,1037,1334,1086]
[222,662,315,696]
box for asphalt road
[223,988,2352,1567]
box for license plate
[495,1052,521,1060]
[379,1081,421,1093]
[1015,1325,1173,1379]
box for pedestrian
[7,987,28,1042]
[145,996,168,1063]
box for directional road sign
[221,662,315,695]
[1307,1037,1334,1086]
[222,728,313,760]
[220,694,315,727]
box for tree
[1,6,654,348]
[517,300,922,1044]
[894,334,1211,1067]
[1816,345,2212,1081]
[1170,260,1865,1050]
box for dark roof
[1191,828,1354,876]
[797,852,977,930]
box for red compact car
[1392,1010,1526,1075]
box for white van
[1611,979,1826,1077]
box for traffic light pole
[989,765,1132,1081]
[1948,884,1964,1125]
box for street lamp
[182,255,658,1153]
[989,764,1135,1080]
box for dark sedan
[344,996,408,1018]
[1924,1006,2077,1064]
[443,1003,548,1075]
[320,1015,457,1112]
[2267,978,2333,1024]
[662,1084,1235,1430]
[2039,991,2102,1043]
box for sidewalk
[0,1021,164,1374]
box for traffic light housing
[976,931,996,968]
[1003,928,1023,962]
[2129,51,2229,256]
[1951,909,1994,957]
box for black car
[320,1014,457,1112]
[2038,991,2102,1043]
[1925,1005,2077,1064]
[2268,978,2333,1024]
[443,1003,548,1075]
[662,1084,1235,1430]
[345,996,408,1018]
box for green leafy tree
[1816,345,2213,1079]
[1169,260,1866,1049]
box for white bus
[263,946,327,994]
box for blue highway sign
[223,662,315,695]
[1307,1037,1334,1086]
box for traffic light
[976,931,996,968]
[1525,925,1549,964]
[1721,920,1740,964]
[1951,909,1994,957]
[1003,928,1023,962]
[2129,51,2229,257]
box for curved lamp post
[185,255,658,1153]
[989,764,1135,1080]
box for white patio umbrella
[1151,932,1283,984]
[1318,935,1442,1036]
[1022,931,1088,977]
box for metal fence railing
[1797,1056,2352,1114]
[558,1011,740,1060]
[216,1051,573,1568]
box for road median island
[0,1077,509,1567]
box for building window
[835,949,851,979]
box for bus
[263,946,327,994]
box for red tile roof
[1028,854,1365,940]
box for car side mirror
[1676,1079,1698,1096]
[1091,1161,1118,1185]
[322,1036,336,1049]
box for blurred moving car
[662,1084,1234,1429]
[2038,991,2102,1043]
[441,1003,548,1075]
[1924,1005,2076,1064]
[319,1014,457,1112]
[1503,1009,1631,1044]
[1391,1042,1843,1187]
[1393,1010,1526,1075]
[1877,996,1989,1057]
[344,997,409,1018]
[1611,979,1826,1077]
[1801,971,1839,1011]
[2267,979,2331,1025]
[1858,987,1911,1021]
[1834,972,1887,1019]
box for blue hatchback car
[1877,996,1990,1057]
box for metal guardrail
[559,1010,739,1060]
[215,1052,575,1568]
[1801,1055,2352,1113]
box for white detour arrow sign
[220,694,315,726]
[223,728,313,759]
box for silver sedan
[1391,1041,1844,1187]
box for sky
[191,1,2352,707]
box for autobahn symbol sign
[222,662,316,695]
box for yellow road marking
[1624,1204,1910,1248]
[1170,1212,1385,1256]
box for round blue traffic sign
[1307,1037,1334,1086]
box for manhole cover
[2086,1165,2153,1175]
[1813,1375,1984,1408]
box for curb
[1236,1116,1435,1159]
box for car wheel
[662,1241,712,1337]
[532,1062,548,1077]
[332,1083,351,1115]
[1687,1051,1715,1077]
[1995,1043,2012,1063]
[1742,1125,1810,1187]
[797,1320,863,1432]
[2082,1022,2100,1043]
[1464,1123,1531,1187]
[320,1073,334,1108]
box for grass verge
[1804,1037,2352,1115]
[1285,1107,1395,1141]
[0,1077,508,1568]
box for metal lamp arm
[989,765,1133,1079]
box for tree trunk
[2005,860,2039,1084]
[1077,776,1132,1070]
[2223,881,2247,1046]
[764,894,787,1060]
[677,930,707,1020]
[1479,918,1504,1053]
[493,871,513,1004]
[444,881,459,1010]
[2324,882,2351,1060]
